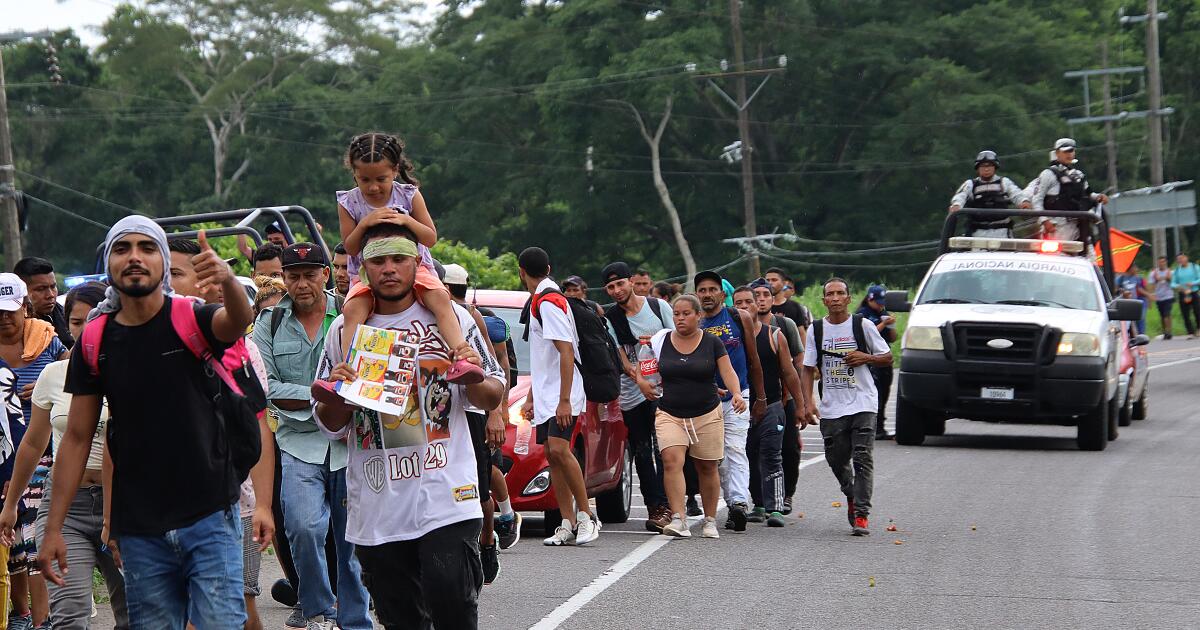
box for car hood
[907,303,1106,334]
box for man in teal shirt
[1171,253,1200,338]
[252,243,370,630]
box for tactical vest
[965,177,1014,230]
[1043,162,1089,211]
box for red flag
[1094,228,1144,273]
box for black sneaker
[495,512,522,550]
[875,430,892,441]
[481,544,500,585]
[686,495,702,517]
[730,503,748,532]
[781,496,793,515]
[271,578,298,607]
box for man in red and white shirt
[517,247,598,547]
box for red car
[467,289,631,535]
[1115,320,1150,428]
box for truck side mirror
[1129,333,1151,348]
[1107,298,1144,322]
[885,290,911,312]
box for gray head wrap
[91,215,173,319]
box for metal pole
[730,0,760,278]
[1101,40,1119,193]
[1146,0,1167,257]
[0,49,23,267]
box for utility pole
[0,30,53,269]
[0,41,24,267]
[729,0,758,278]
[1100,40,1119,193]
[1144,0,1167,257]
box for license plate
[981,387,1014,400]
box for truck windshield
[918,267,1100,311]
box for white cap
[1054,137,1076,151]
[0,273,28,312]
[443,263,469,286]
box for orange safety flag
[1093,228,1144,273]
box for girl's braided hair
[345,132,420,186]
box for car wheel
[923,415,947,437]
[543,509,562,538]
[894,396,925,446]
[1117,389,1133,427]
[596,441,633,524]
[1077,395,1109,451]
[1107,394,1120,441]
[1132,376,1148,420]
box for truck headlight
[903,326,943,351]
[1058,333,1101,356]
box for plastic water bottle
[637,340,663,398]
[514,418,532,455]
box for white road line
[1148,355,1200,371]
[528,536,674,630]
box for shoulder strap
[813,318,824,380]
[269,306,286,337]
[725,307,745,341]
[604,301,637,347]
[852,314,868,354]
[168,296,213,361]
[647,296,665,323]
[80,314,110,377]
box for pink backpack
[80,295,266,479]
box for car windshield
[482,306,531,375]
[918,265,1100,311]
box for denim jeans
[820,412,876,517]
[280,451,371,629]
[747,402,786,512]
[623,400,667,509]
[118,505,244,630]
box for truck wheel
[1077,397,1109,451]
[1107,394,1120,441]
[894,397,925,446]
[923,416,947,437]
[1117,390,1133,427]
[595,442,632,524]
[1132,377,1148,421]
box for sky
[1,0,445,48]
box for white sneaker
[306,617,336,630]
[702,517,720,539]
[543,519,576,546]
[574,512,600,545]
[662,514,690,537]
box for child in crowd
[330,132,482,385]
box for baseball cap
[0,273,28,312]
[443,263,469,286]
[600,262,632,285]
[280,242,329,269]
[748,277,771,291]
[1054,137,1076,151]
[693,269,723,288]
[265,221,283,234]
[867,284,887,303]
[562,275,586,288]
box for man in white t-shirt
[801,278,892,537]
[516,247,598,547]
[312,224,506,630]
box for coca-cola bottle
[637,340,662,398]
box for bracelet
[755,397,767,402]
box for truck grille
[950,322,1051,362]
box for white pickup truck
[886,209,1144,451]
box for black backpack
[605,297,670,347]
[524,289,621,403]
[812,314,868,395]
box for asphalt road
[92,338,1200,629]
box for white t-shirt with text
[527,278,586,424]
[314,302,502,545]
[803,316,891,419]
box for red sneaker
[852,516,870,536]
[446,359,485,385]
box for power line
[22,193,111,230]
[13,168,150,217]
